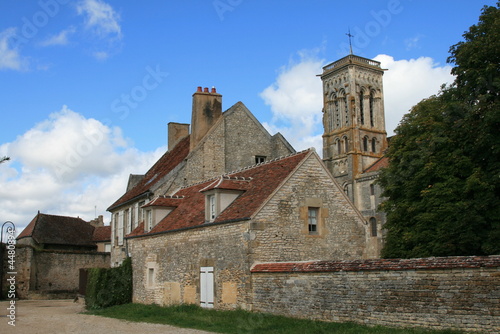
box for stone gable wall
[251,256,500,333]
[250,155,367,263]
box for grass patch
[87,303,464,334]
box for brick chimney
[190,86,222,150]
[168,122,190,151]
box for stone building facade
[320,54,389,257]
[11,213,111,299]
[126,150,369,309]
[107,87,294,266]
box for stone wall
[9,246,110,299]
[251,256,500,333]
[129,221,254,310]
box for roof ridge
[180,148,312,190]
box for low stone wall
[4,246,110,299]
[251,256,500,333]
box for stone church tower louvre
[320,54,389,257]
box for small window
[370,217,377,237]
[255,156,266,164]
[370,184,375,196]
[147,267,155,287]
[208,194,216,221]
[308,207,319,234]
[147,209,152,231]
[343,137,349,153]
[336,139,341,155]
[371,138,377,153]
[139,201,146,221]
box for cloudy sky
[0,0,494,234]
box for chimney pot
[203,87,209,93]
[197,86,202,92]
[211,87,216,93]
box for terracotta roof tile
[92,226,111,242]
[142,196,184,208]
[107,135,190,211]
[129,150,311,238]
[17,213,96,247]
[363,156,389,173]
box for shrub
[85,257,132,310]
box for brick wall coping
[250,256,500,273]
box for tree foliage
[378,3,500,258]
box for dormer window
[201,176,250,223]
[208,194,216,221]
[141,196,181,232]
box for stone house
[107,86,295,266]
[12,213,110,298]
[126,149,369,308]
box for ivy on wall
[85,257,132,309]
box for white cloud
[77,0,122,39]
[0,107,164,234]
[39,27,76,47]
[374,54,455,135]
[260,51,325,153]
[260,52,455,153]
[0,28,28,71]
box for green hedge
[85,257,132,310]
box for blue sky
[0,0,496,232]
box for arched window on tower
[336,138,341,155]
[369,91,375,127]
[371,138,377,153]
[359,91,364,125]
[335,99,340,129]
[328,102,333,132]
[344,96,349,126]
[370,217,377,237]
[363,136,368,152]
[343,136,349,153]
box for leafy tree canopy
[378,3,500,258]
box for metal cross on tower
[346,28,354,55]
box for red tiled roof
[17,213,96,247]
[251,256,500,273]
[93,225,111,242]
[142,196,184,208]
[107,136,190,211]
[129,150,312,238]
[363,156,389,173]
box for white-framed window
[308,207,319,234]
[139,200,146,222]
[147,209,153,231]
[255,156,266,164]
[124,209,130,234]
[209,195,216,221]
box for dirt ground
[0,299,214,334]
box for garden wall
[251,256,500,332]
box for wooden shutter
[200,267,214,308]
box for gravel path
[0,299,215,334]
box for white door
[200,267,214,308]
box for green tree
[379,3,500,258]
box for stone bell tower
[320,54,388,196]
